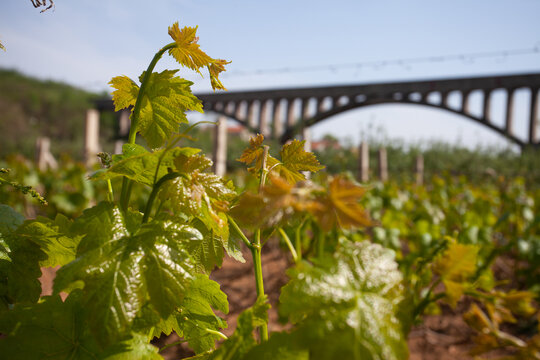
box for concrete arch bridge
[94,73,540,174]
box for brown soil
[38,242,512,359]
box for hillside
[0,69,112,159]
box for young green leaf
[238,135,323,183]
[1,238,45,309]
[176,274,229,353]
[0,204,24,236]
[275,139,324,184]
[0,292,163,360]
[433,241,478,307]
[195,296,270,360]
[109,69,203,148]
[168,23,214,74]
[188,219,225,273]
[90,144,200,186]
[279,241,408,360]
[208,59,230,91]
[237,134,275,174]
[16,214,80,267]
[109,75,140,111]
[164,153,235,237]
[54,205,201,348]
[137,70,203,148]
[0,293,101,360]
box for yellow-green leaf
[137,70,203,148]
[433,242,478,282]
[208,59,230,91]
[109,75,139,111]
[442,279,466,308]
[237,134,266,169]
[168,22,213,74]
[275,139,324,184]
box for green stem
[250,242,268,341]
[158,340,188,353]
[106,179,114,202]
[128,42,176,145]
[204,328,228,340]
[158,329,227,354]
[252,145,270,342]
[119,42,177,210]
[278,228,298,263]
[295,219,305,261]
[142,172,186,223]
[412,278,442,319]
[228,216,254,250]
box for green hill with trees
[0,68,106,159]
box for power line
[221,45,540,77]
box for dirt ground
[39,242,512,359]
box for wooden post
[213,116,227,176]
[84,109,101,167]
[415,154,424,186]
[35,137,58,171]
[358,141,369,183]
[377,147,388,182]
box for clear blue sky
[2,0,540,148]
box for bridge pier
[529,88,538,143]
[213,116,228,177]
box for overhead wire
[220,45,540,77]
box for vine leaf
[167,22,230,91]
[54,204,201,348]
[276,140,324,184]
[433,241,478,307]
[138,70,203,148]
[0,205,44,309]
[310,175,371,231]
[193,296,270,360]
[237,134,274,174]
[231,175,318,229]
[208,59,229,91]
[0,204,24,236]
[109,75,139,111]
[238,135,323,184]
[168,23,213,74]
[16,214,80,268]
[90,144,200,186]
[0,292,163,359]
[164,153,235,243]
[109,70,203,148]
[188,220,223,272]
[278,241,408,360]
[0,293,100,360]
[176,274,229,353]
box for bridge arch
[281,97,528,147]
